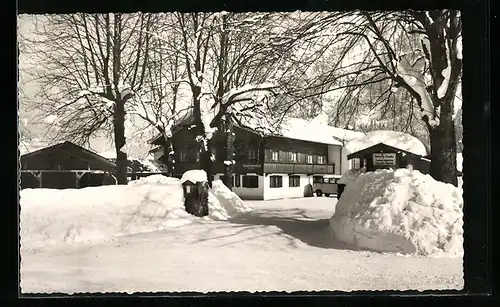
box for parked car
[312,174,341,197]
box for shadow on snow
[219,207,365,252]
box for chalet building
[20,141,117,189]
[150,118,362,200]
[347,142,431,174]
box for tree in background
[161,12,310,188]
[288,10,462,186]
[20,13,159,184]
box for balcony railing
[264,163,334,174]
[174,161,333,175]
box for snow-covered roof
[99,150,118,160]
[345,130,429,157]
[180,170,208,184]
[276,118,343,146]
[238,116,363,146]
[149,109,363,148]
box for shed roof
[21,141,116,171]
[346,142,427,160]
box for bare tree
[163,12,293,187]
[21,13,158,184]
[286,10,462,185]
[125,18,190,175]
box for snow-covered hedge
[20,175,252,252]
[330,169,463,257]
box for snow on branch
[222,82,279,105]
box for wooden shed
[20,141,117,189]
[346,142,430,174]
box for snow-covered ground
[20,185,463,293]
[20,175,251,252]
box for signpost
[372,153,396,166]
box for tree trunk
[165,137,175,176]
[223,116,235,190]
[428,101,458,186]
[113,99,128,184]
[200,141,214,188]
[192,85,214,187]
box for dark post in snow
[182,179,209,217]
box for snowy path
[20,197,463,293]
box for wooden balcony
[264,163,334,175]
[173,161,263,175]
[174,161,333,176]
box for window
[270,175,283,188]
[196,151,200,162]
[242,175,259,188]
[313,176,323,183]
[235,174,241,187]
[248,148,258,160]
[290,152,298,162]
[271,151,279,161]
[306,154,314,164]
[179,151,188,162]
[350,158,360,169]
[317,156,326,164]
[289,175,300,187]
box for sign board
[242,164,261,168]
[373,153,396,165]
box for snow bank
[338,168,362,185]
[345,130,428,156]
[20,175,251,252]
[330,169,463,257]
[210,180,253,217]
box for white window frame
[269,175,283,188]
[306,154,314,164]
[290,152,298,162]
[271,151,279,161]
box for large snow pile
[20,175,251,252]
[338,168,362,185]
[345,130,428,156]
[330,169,463,257]
[210,180,253,217]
